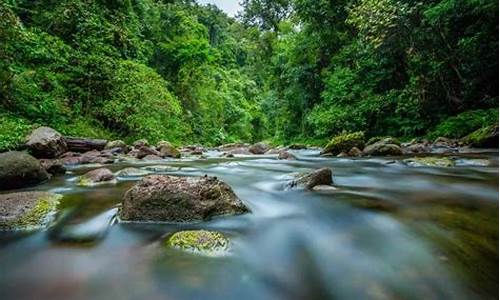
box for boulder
[142,154,163,161]
[105,140,128,152]
[321,132,365,156]
[278,150,296,160]
[347,147,362,157]
[249,142,271,155]
[157,141,181,158]
[225,147,251,155]
[287,168,333,190]
[78,168,114,186]
[433,137,458,148]
[0,151,50,190]
[165,230,229,255]
[403,143,431,154]
[25,127,67,158]
[461,125,499,148]
[116,167,152,177]
[0,191,62,230]
[136,146,161,159]
[79,150,114,165]
[363,142,402,156]
[64,137,107,153]
[288,144,307,150]
[366,136,401,147]
[133,139,149,148]
[39,159,66,175]
[120,175,249,222]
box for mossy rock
[461,124,498,148]
[404,157,455,167]
[321,132,365,156]
[165,230,229,255]
[0,192,62,230]
[0,151,50,190]
[366,136,401,146]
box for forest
[0,0,498,149]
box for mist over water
[0,151,498,300]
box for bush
[0,114,33,151]
[429,109,499,139]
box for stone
[287,168,333,190]
[288,144,307,150]
[321,132,365,156]
[78,168,115,186]
[133,139,149,148]
[105,140,128,152]
[0,192,62,230]
[461,125,499,148]
[362,143,402,156]
[116,167,152,177]
[249,142,271,155]
[142,154,163,161]
[39,159,66,175]
[347,147,362,157]
[165,230,229,255]
[120,175,249,222]
[25,127,67,158]
[278,150,297,160]
[0,151,50,190]
[157,141,181,158]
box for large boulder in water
[249,142,271,155]
[0,151,50,190]
[25,127,67,158]
[287,168,333,190]
[78,168,115,186]
[362,141,402,156]
[120,175,249,222]
[0,191,61,230]
[321,132,365,156]
[157,141,181,158]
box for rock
[0,151,50,190]
[25,127,67,158]
[347,147,362,157]
[249,142,271,155]
[433,137,458,148]
[157,141,181,158]
[120,175,249,222]
[403,143,431,154]
[367,136,401,146]
[287,168,333,190]
[105,140,128,152]
[116,167,152,177]
[225,147,251,155]
[0,191,62,230]
[165,230,229,255]
[337,152,348,157]
[403,157,455,167]
[278,150,296,160]
[78,168,115,186]
[133,139,149,148]
[288,143,307,150]
[64,137,108,153]
[321,132,365,156]
[80,150,114,164]
[363,142,402,156]
[142,154,163,161]
[136,146,161,159]
[461,125,499,148]
[39,159,66,175]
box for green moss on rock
[461,124,499,148]
[404,157,455,167]
[321,132,365,156]
[166,230,229,255]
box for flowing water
[0,150,498,300]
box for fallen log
[64,137,108,153]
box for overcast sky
[197,0,241,17]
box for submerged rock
[0,151,50,190]
[165,230,229,255]
[287,168,333,190]
[120,175,249,222]
[403,157,455,167]
[142,154,163,161]
[249,142,271,155]
[0,192,61,230]
[78,168,115,186]
[116,167,152,177]
[321,132,365,156]
[25,126,67,158]
[40,159,66,175]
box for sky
[196,0,241,17]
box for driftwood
[64,137,108,153]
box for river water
[0,150,498,300]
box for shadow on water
[0,151,497,300]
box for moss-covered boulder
[0,151,50,190]
[403,157,455,167]
[157,141,181,158]
[78,168,115,186]
[461,125,499,148]
[105,140,128,152]
[367,136,401,146]
[321,132,365,156]
[25,126,67,158]
[165,230,229,255]
[0,191,61,230]
[363,143,403,156]
[120,175,249,222]
[287,168,333,190]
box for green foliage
[0,114,33,151]
[429,109,499,139]
[322,131,365,155]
